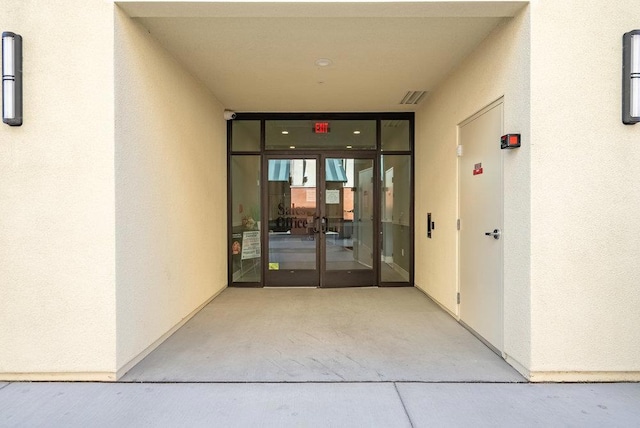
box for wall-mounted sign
[314,122,330,133]
[306,189,316,202]
[473,162,483,176]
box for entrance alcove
[114,1,532,382]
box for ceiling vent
[400,91,428,105]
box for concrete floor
[4,290,639,427]
[122,287,524,382]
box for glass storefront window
[265,120,376,150]
[232,120,260,152]
[230,156,261,283]
[228,114,413,287]
[381,155,411,283]
[381,120,411,151]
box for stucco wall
[3,0,638,382]
[0,1,116,379]
[114,8,228,372]
[414,8,531,372]
[529,0,640,379]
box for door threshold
[264,286,319,289]
[263,286,381,289]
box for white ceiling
[119,2,527,112]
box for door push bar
[313,217,329,234]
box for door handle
[322,217,328,234]
[313,217,321,234]
[484,229,501,240]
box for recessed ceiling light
[315,58,332,67]
[289,146,296,149]
[282,131,289,135]
[346,145,353,149]
[353,130,361,135]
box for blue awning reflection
[268,159,290,181]
[268,159,346,182]
[326,159,347,182]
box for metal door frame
[227,113,414,288]
[262,152,377,287]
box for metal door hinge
[457,219,461,230]
[457,292,460,304]
[456,145,463,157]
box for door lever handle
[322,217,328,234]
[484,229,501,240]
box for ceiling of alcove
[118,1,526,112]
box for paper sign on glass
[326,189,340,204]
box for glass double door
[265,155,375,287]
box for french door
[264,154,376,287]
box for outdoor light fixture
[2,32,22,126]
[623,30,640,125]
[501,134,521,149]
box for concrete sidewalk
[1,381,639,427]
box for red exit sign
[314,122,330,134]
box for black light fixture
[500,134,521,149]
[623,30,640,125]
[2,31,22,126]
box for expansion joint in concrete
[394,382,415,428]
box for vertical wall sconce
[623,30,640,125]
[2,32,22,126]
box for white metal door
[458,100,504,352]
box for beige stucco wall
[114,8,228,374]
[417,0,640,380]
[528,0,640,380]
[2,0,638,381]
[0,1,228,380]
[0,1,117,379]
[414,7,531,374]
